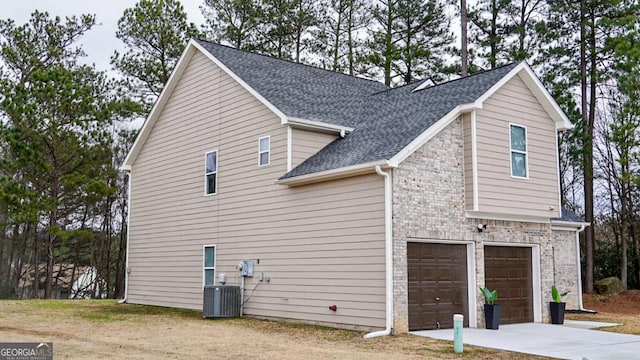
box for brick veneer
[390,117,579,333]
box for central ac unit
[203,285,241,318]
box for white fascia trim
[474,62,573,131]
[276,160,391,186]
[465,211,550,223]
[192,40,287,122]
[389,104,476,167]
[121,44,197,170]
[285,117,355,134]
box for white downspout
[575,224,595,312]
[365,165,393,339]
[120,170,132,304]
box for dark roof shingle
[195,39,519,179]
[281,63,519,178]
[195,40,388,128]
[553,207,586,223]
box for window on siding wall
[205,150,218,195]
[203,245,216,286]
[259,136,270,166]
[510,124,528,178]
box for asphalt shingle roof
[281,63,519,178]
[195,40,388,128]
[195,39,520,179]
[553,207,586,223]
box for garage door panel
[484,246,533,324]
[408,242,469,331]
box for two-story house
[122,39,587,336]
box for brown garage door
[408,242,469,330]
[484,246,533,324]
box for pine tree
[313,0,369,74]
[111,0,201,110]
[538,0,640,292]
[201,0,261,50]
[366,0,451,86]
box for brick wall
[391,117,579,333]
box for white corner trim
[555,131,563,215]
[276,160,391,186]
[122,44,198,169]
[471,110,479,211]
[191,40,287,123]
[389,103,477,167]
[287,126,292,172]
[467,243,478,328]
[285,117,355,134]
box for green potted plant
[480,287,501,330]
[550,285,569,324]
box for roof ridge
[195,38,388,88]
[366,62,520,97]
[409,62,522,94]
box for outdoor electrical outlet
[258,272,264,281]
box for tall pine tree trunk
[461,0,468,76]
[580,0,594,293]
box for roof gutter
[276,160,391,186]
[285,117,354,135]
[121,168,132,304]
[573,223,595,313]
[364,165,393,338]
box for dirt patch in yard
[566,290,640,335]
[581,290,640,315]
[0,300,546,359]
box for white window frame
[258,136,270,167]
[204,150,218,196]
[203,245,216,288]
[509,123,528,179]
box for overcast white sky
[5,0,206,71]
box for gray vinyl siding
[463,113,474,211]
[291,128,338,169]
[474,74,560,218]
[127,50,386,329]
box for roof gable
[194,40,388,129]
[279,63,521,180]
[123,41,572,185]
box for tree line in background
[0,0,639,299]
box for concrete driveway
[412,321,640,359]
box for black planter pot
[550,302,566,324]
[484,304,502,330]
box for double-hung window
[205,150,218,195]
[259,136,270,166]
[510,124,528,178]
[203,245,216,286]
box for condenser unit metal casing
[203,285,241,318]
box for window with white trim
[510,124,527,178]
[205,150,218,195]
[259,136,270,166]
[203,245,216,286]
